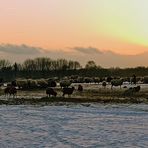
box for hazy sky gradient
[0,0,148,66]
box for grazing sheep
[0,83,2,87]
[27,79,38,89]
[123,86,141,96]
[0,78,3,86]
[47,79,57,87]
[46,87,57,97]
[16,79,28,89]
[76,77,84,83]
[37,79,48,88]
[93,77,100,83]
[84,77,93,83]
[133,85,141,92]
[102,81,107,88]
[123,86,127,89]
[143,76,148,84]
[11,80,17,87]
[78,85,83,92]
[4,86,17,97]
[111,79,123,89]
[60,80,71,88]
[62,87,75,97]
[106,76,113,83]
[130,74,136,85]
[4,86,10,96]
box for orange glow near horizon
[0,0,148,55]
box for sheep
[78,85,83,92]
[4,86,17,98]
[106,76,113,83]
[130,74,136,85]
[143,76,148,84]
[16,79,28,89]
[46,87,57,97]
[37,79,48,88]
[62,87,75,97]
[123,86,141,96]
[93,77,100,84]
[17,79,39,90]
[76,77,84,83]
[0,78,3,87]
[133,85,141,92]
[102,81,107,88]
[4,86,10,96]
[11,80,17,87]
[27,79,38,89]
[84,77,93,83]
[111,79,123,89]
[60,80,71,88]
[47,79,57,87]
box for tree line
[0,57,148,81]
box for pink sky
[0,0,148,56]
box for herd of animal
[2,83,83,98]
[1,77,141,98]
[0,74,142,98]
[46,86,76,97]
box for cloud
[71,46,103,54]
[0,44,148,68]
[0,44,42,55]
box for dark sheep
[0,78,3,86]
[4,86,10,96]
[11,80,17,87]
[48,79,57,87]
[102,81,107,88]
[78,85,83,92]
[4,86,17,97]
[106,76,113,83]
[133,85,141,92]
[123,86,141,96]
[130,74,136,85]
[46,87,57,97]
[62,87,75,97]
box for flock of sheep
[1,75,147,98]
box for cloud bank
[0,44,42,55]
[0,44,148,68]
[71,46,102,54]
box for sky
[0,0,148,67]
